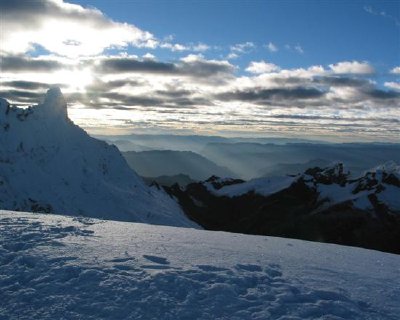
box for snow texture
[1,210,399,320]
[0,88,198,228]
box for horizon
[1,0,399,142]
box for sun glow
[59,68,94,92]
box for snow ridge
[0,88,198,228]
[206,162,400,213]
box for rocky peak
[353,161,400,193]
[39,87,68,119]
[304,162,349,186]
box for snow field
[1,211,399,319]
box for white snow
[208,176,296,197]
[213,162,399,214]
[377,185,400,211]
[365,160,400,179]
[314,162,400,213]
[1,210,399,320]
[0,88,198,228]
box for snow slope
[1,210,399,320]
[0,88,197,228]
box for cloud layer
[0,0,399,142]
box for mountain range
[1,88,399,253]
[123,150,234,181]
[166,162,400,253]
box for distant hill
[123,150,235,181]
[202,142,400,179]
[94,133,323,153]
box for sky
[0,0,399,142]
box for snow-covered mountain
[0,88,198,228]
[1,210,398,320]
[206,162,400,214]
[167,162,400,253]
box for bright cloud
[384,82,400,91]
[230,42,256,53]
[1,0,399,141]
[390,66,400,74]
[0,0,157,57]
[266,42,278,52]
[329,61,375,74]
[246,61,280,74]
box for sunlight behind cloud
[59,68,94,92]
[0,0,157,57]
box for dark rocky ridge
[166,164,400,254]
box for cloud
[284,44,304,54]
[160,43,188,51]
[0,89,44,103]
[143,53,156,60]
[96,55,235,78]
[294,45,304,54]
[0,55,65,72]
[329,61,375,74]
[230,42,256,53]
[265,42,278,52]
[216,87,326,104]
[97,57,176,74]
[0,0,157,57]
[364,5,400,27]
[2,54,399,141]
[226,53,239,60]
[384,82,400,91]
[159,42,210,52]
[192,43,210,52]
[390,66,400,74]
[246,61,280,74]
[1,80,65,90]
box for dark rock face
[167,164,400,254]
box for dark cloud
[0,56,63,72]
[1,80,65,90]
[0,90,43,103]
[313,76,370,87]
[178,59,234,77]
[365,88,400,100]
[1,0,109,28]
[267,114,400,124]
[154,89,194,98]
[98,58,176,74]
[62,89,210,109]
[215,87,325,104]
[96,57,234,78]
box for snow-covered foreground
[1,210,399,320]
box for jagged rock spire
[41,87,68,119]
